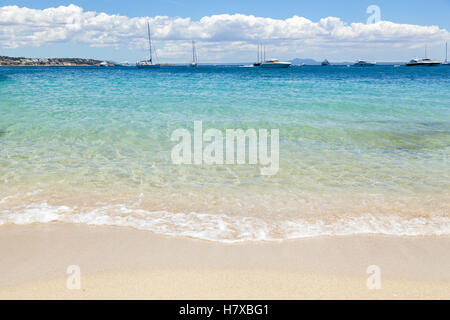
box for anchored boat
[137,21,160,69]
[253,43,264,67]
[406,45,441,67]
[442,42,449,66]
[260,59,292,68]
[353,60,376,67]
[406,58,441,67]
[189,41,198,67]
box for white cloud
[0,4,448,61]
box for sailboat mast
[192,41,197,63]
[259,43,263,63]
[147,21,153,63]
[446,42,448,63]
[257,43,260,63]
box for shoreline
[0,223,449,299]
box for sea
[0,65,449,242]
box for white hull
[406,58,441,67]
[406,62,441,67]
[137,64,160,69]
[260,62,291,68]
[353,61,376,67]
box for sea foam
[0,202,448,243]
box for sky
[0,0,449,63]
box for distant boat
[442,42,449,66]
[137,21,160,69]
[260,59,292,68]
[118,61,133,67]
[406,58,441,67]
[321,59,330,66]
[253,43,264,67]
[189,41,198,67]
[353,60,376,67]
[406,45,441,67]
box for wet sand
[0,224,449,299]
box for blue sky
[1,0,449,62]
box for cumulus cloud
[0,4,448,59]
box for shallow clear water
[0,65,449,242]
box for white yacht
[406,45,441,67]
[353,60,376,67]
[137,21,160,69]
[189,40,198,67]
[406,58,441,67]
[260,59,292,68]
[321,59,330,66]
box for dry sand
[0,223,449,299]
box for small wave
[1,203,449,243]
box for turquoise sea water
[0,66,449,242]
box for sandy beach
[1,0,450,304]
[0,223,448,300]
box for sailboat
[137,21,160,69]
[189,41,198,67]
[443,42,449,66]
[253,43,263,67]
